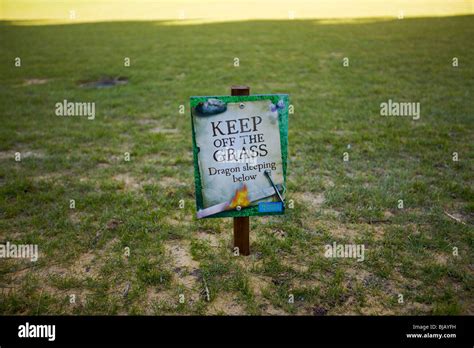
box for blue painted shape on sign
[258,202,283,213]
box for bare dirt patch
[322,208,341,218]
[248,274,272,297]
[145,288,176,314]
[358,296,395,315]
[165,240,199,270]
[150,127,179,134]
[329,223,359,241]
[66,239,119,279]
[33,238,119,287]
[371,225,386,241]
[69,211,88,225]
[268,229,287,240]
[97,163,110,169]
[137,119,159,126]
[402,302,431,314]
[291,277,323,291]
[158,176,187,188]
[70,252,97,277]
[331,129,354,136]
[263,303,287,315]
[164,240,201,293]
[434,252,449,266]
[195,231,220,247]
[164,212,193,227]
[322,176,335,188]
[0,150,45,160]
[164,217,181,227]
[34,172,63,182]
[207,292,246,315]
[281,256,309,273]
[294,192,325,209]
[113,173,141,191]
[23,78,49,86]
[444,211,468,225]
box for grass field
[0,14,473,315]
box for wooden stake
[231,85,250,256]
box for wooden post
[231,85,250,256]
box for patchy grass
[0,15,473,315]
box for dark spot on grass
[78,76,128,89]
[312,306,328,316]
[106,219,122,230]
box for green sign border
[190,94,289,218]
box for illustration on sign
[190,94,289,218]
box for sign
[190,94,289,218]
